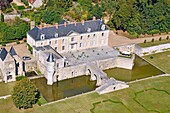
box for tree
[12,78,40,109]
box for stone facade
[0,47,24,83]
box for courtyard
[61,46,119,66]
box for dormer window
[87,27,91,32]
[40,34,45,40]
[55,33,58,38]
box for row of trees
[109,0,170,37]
[0,17,29,42]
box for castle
[27,19,135,87]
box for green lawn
[134,89,170,113]
[0,82,16,96]
[0,76,170,113]
[138,39,170,47]
[143,51,170,73]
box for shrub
[151,38,154,42]
[166,36,169,40]
[144,40,146,43]
[12,78,40,109]
[27,43,33,54]
[16,76,26,81]
[159,37,162,41]
[16,41,20,44]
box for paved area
[108,31,170,47]
[108,31,132,47]
[12,0,25,6]
[61,46,119,66]
[2,43,35,62]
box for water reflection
[31,76,96,102]
[104,56,164,82]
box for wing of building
[27,19,109,54]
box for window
[55,47,57,51]
[49,41,51,45]
[80,43,82,47]
[71,37,74,42]
[88,35,90,38]
[41,42,43,45]
[62,39,65,43]
[102,33,104,36]
[55,40,57,44]
[57,63,59,68]
[40,34,45,40]
[71,45,74,49]
[80,36,83,40]
[55,33,58,38]
[62,46,65,50]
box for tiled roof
[0,48,8,61]
[9,46,17,56]
[28,19,107,41]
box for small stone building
[0,47,24,83]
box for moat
[31,55,164,102]
[31,76,97,102]
[105,56,164,82]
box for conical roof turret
[47,53,55,62]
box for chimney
[74,21,76,26]
[81,20,84,25]
[39,24,42,29]
[30,21,35,30]
[55,23,58,29]
[64,22,67,27]
[93,16,96,20]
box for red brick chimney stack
[81,20,84,25]
[93,16,96,20]
[74,21,76,26]
[64,22,67,27]
[55,23,58,29]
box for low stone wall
[57,64,86,81]
[4,14,21,20]
[135,43,170,56]
[115,55,135,70]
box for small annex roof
[47,53,55,62]
[0,48,8,61]
[9,46,17,56]
[28,0,36,5]
[28,19,107,41]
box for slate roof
[47,53,55,62]
[9,46,17,56]
[0,48,8,61]
[28,19,107,41]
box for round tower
[46,53,55,85]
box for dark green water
[104,56,164,82]
[31,76,96,102]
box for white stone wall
[115,54,135,70]
[27,33,35,47]
[135,43,170,56]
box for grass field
[138,39,170,47]
[0,76,170,113]
[0,82,16,96]
[144,51,170,73]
